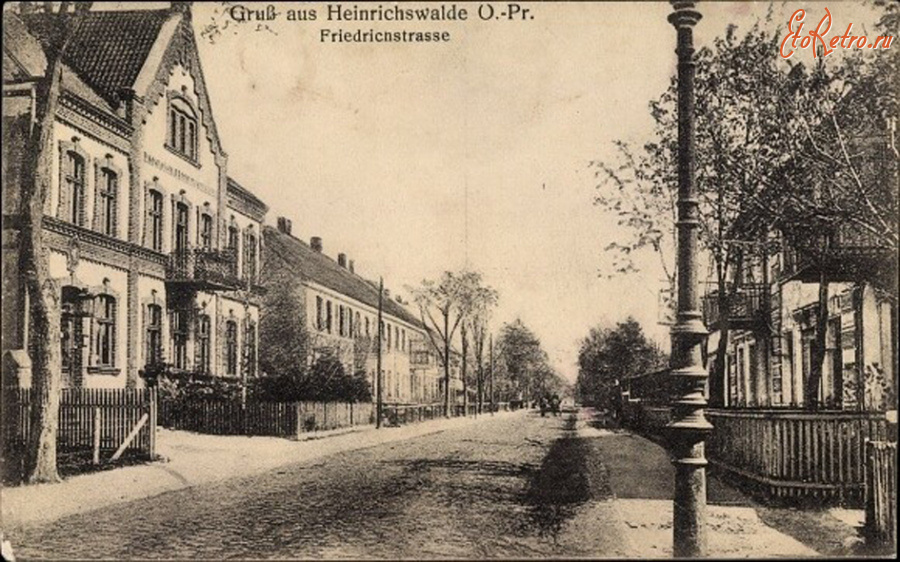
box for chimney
[383,288,391,298]
[276,217,292,236]
[337,253,347,268]
[349,260,355,274]
[310,237,322,253]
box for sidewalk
[571,412,866,558]
[1,409,522,530]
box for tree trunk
[806,274,829,409]
[443,313,451,418]
[461,325,468,416]
[18,11,78,484]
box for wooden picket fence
[864,440,897,549]
[159,397,507,438]
[1,387,157,480]
[160,399,379,437]
[707,408,890,505]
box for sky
[121,1,884,383]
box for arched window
[225,320,238,376]
[168,96,198,161]
[94,295,117,367]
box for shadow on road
[524,413,614,542]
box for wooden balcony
[781,224,894,285]
[702,283,769,331]
[166,247,241,291]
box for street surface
[7,410,826,559]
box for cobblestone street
[5,410,836,559]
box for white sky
[114,1,885,382]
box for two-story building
[704,227,896,411]
[2,4,267,388]
[262,218,441,404]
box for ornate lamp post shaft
[666,1,711,558]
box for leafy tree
[593,5,898,408]
[493,319,561,404]
[576,318,667,410]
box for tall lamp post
[666,1,711,558]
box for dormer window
[167,96,198,162]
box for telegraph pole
[666,1,711,558]
[376,277,384,429]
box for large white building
[2,4,267,387]
[262,219,448,404]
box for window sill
[87,366,121,376]
[164,144,201,169]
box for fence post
[93,407,101,465]
[148,388,157,459]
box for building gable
[137,10,226,161]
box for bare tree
[408,270,485,417]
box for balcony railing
[166,247,241,291]
[781,223,893,284]
[702,283,768,330]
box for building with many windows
[703,227,896,411]
[2,4,267,387]
[262,219,443,404]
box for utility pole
[666,1,711,558]
[489,334,494,415]
[376,277,384,429]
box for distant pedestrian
[550,394,560,417]
[539,396,548,417]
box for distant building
[2,5,267,387]
[262,219,443,404]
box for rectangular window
[64,151,86,225]
[387,324,392,351]
[245,322,257,377]
[326,301,333,334]
[146,304,162,366]
[200,214,213,249]
[243,233,258,283]
[172,310,188,370]
[175,202,189,253]
[226,321,238,376]
[339,306,346,337]
[197,315,211,374]
[98,168,117,236]
[94,295,116,367]
[148,190,164,251]
[316,296,324,331]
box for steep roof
[263,225,424,330]
[20,9,170,107]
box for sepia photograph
[1,0,897,559]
